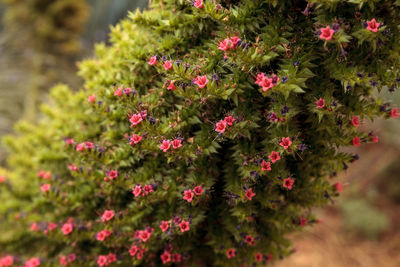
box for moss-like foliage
[1,0,399,266]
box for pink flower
[61,223,74,235]
[245,234,255,245]
[352,136,361,147]
[96,230,112,241]
[130,134,143,145]
[193,185,204,196]
[171,138,182,149]
[261,160,271,171]
[76,143,85,151]
[172,253,182,263]
[132,185,142,197]
[143,184,154,195]
[114,87,123,96]
[226,248,236,259]
[160,221,169,232]
[85,141,94,150]
[245,188,255,201]
[68,164,78,172]
[159,140,171,152]
[261,77,273,91]
[40,183,51,193]
[30,222,39,232]
[43,171,51,179]
[140,230,151,242]
[0,175,5,183]
[279,137,292,149]
[129,114,143,127]
[167,81,176,90]
[60,256,68,266]
[193,0,204,9]
[255,73,265,86]
[163,60,173,70]
[283,177,294,190]
[371,136,379,143]
[254,252,263,262]
[299,216,307,227]
[316,98,325,109]
[224,116,235,126]
[101,210,115,223]
[319,26,335,41]
[108,170,118,180]
[88,94,96,103]
[148,55,157,65]
[218,39,230,51]
[129,245,138,256]
[48,222,57,231]
[268,151,280,163]
[25,257,40,267]
[160,251,171,264]
[215,120,227,133]
[389,107,399,118]
[335,182,343,193]
[0,255,14,267]
[97,255,108,267]
[193,75,208,88]
[351,115,360,127]
[183,189,194,202]
[107,253,117,264]
[366,19,380,32]
[179,219,190,232]
[229,36,241,49]
[65,138,74,145]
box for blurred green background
[0,1,399,266]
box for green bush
[1,0,400,266]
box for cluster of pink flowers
[182,185,204,202]
[129,244,147,260]
[283,177,294,190]
[97,253,117,267]
[59,254,76,266]
[104,170,118,182]
[260,151,281,172]
[76,141,94,152]
[215,116,236,133]
[132,184,155,197]
[96,229,112,241]
[255,73,279,92]
[37,170,51,179]
[160,250,182,264]
[0,255,13,267]
[113,87,134,97]
[218,36,241,51]
[159,217,190,234]
[25,257,40,267]
[101,210,115,223]
[159,138,183,152]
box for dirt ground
[274,144,400,267]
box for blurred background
[0,1,399,266]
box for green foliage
[0,0,399,266]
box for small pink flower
[161,251,171,264]
[245,234,255,245]
[130,134,143,145]
[129,245,138,256]
[48,222,57,231]
[319,26,335,41]
[40,183,51,193]
[171,138,182,149]
[179,219,190,232]
[159,140,171,152]
[335,182,343,193]
[172,253,182,263]
[261,160,271,171]
[389,107,399,118]
[224,116,235,126]
[254,252,263,262]
[132,185,142,197]
[0,175,5,183]
[143,184,154,195]
[88,94,96,103]
[96,230,112,241]
[43,171,51,179]
[85,141,94,150]
[218,38,230,51]
[183,189,194,202]
[226,248,236,259]
[255,73,265,86]
[107,253,117,264]
[30,222,39,232]
[163,60,173,70]
[352,136,361,147]
[351,115,360,127]
[76,143,85,151]
[59,256,68,266]
[68,164,78,172]
[167,81,176,90]
[25,257,40,267]
[114,87,123,96]
[193,0,204,9]
[65,138,74,145]
[61,223,74,235]
[108,170,118,180]
[193,185,204,196]
[1,255,14,267]
[366,19,380,32]
[140,230,151,242]
[101,210,115,223]
[283,177,294,190]
[268,151,280,163]
[193,75,208,88]
[148,55,157,65]
[160,221,169,232]
[129,114,143,127]
[245,188,255,201]
[261,77,273,91]
[215,120,227,133]
[316,98,325,109]
[371,136,379,143]
[97,255,108,267]
[279,137,292,149]
[299,216,307,226]
[229,36,241,49]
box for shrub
[1,0,399,266]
